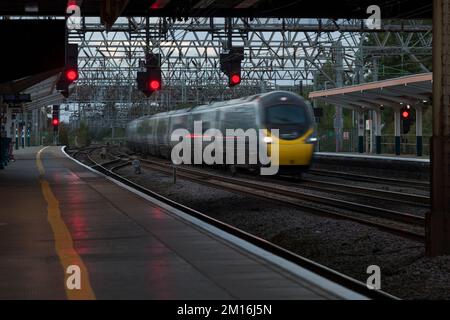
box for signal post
[52,105,59,145]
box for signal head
[149,79,161,91]
[230,73,241,87]
[65,68,79,82]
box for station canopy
[308,73,432,110]
[22,74,67,111]
[0,0,432,19]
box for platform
[312,152,429,180]
[0,146,365,300]
[315,152,429,163]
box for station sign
[2,94,31,103]
[9,105,23,114]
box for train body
[126,91,316,174]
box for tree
[76,121,91,147]
[59,123,69,146]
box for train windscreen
[264,104,311,140]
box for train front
[260,91,316,174]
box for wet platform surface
[0,146,356,299]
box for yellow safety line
[36,147,96,300]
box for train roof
[129,91,303,123]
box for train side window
[148,119,156,135]
[158,118,167,136]
[223,106,256,130]
[202,121,210,133]
[170,115,189,131]
[137,121,145,134]
[192,113,202,123]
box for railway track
[66,145,397,300]
[146,159,423,222]
[271,176,429,207]
[108,148,428,206]
[71,145,124,169]
[103,148,425,241]
[308,168,430,189]
[111,148,429,207]
[75,146,425,242]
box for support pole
[375,108,382,154]
[33,108,39,146]
[427,0,450,256]
[368,111,374,153]
[0,95,3,170]
[334,41,344,152]
[15,125,18,150]
[394,109,401,155]
[21,124,25,149]
[27,125,30,147]
[416,105,423,157]
[357,109,364,153]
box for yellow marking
[36,147,96,300]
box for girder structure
[62,16,431,127]
[69,17,431,85]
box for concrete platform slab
[0,146,363,300]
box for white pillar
[416,105,423,137]
[375,108,382,154]
[5,108,13,138]
[356,109,364,153]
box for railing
[316,130,430,156]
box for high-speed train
[126,91,316,174]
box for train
[125,91,317,175]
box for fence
[316,129,430,156]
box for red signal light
[52,119,59,126]
[230,74,241,85]
[149,79,161,91]
[402,110,409,118]
[65,69,78,82]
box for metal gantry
[63,17,431,129]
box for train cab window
[264,104,311,139]
[265,105,307,125]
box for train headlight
[263,136,273,143]
[306,135,318,143]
